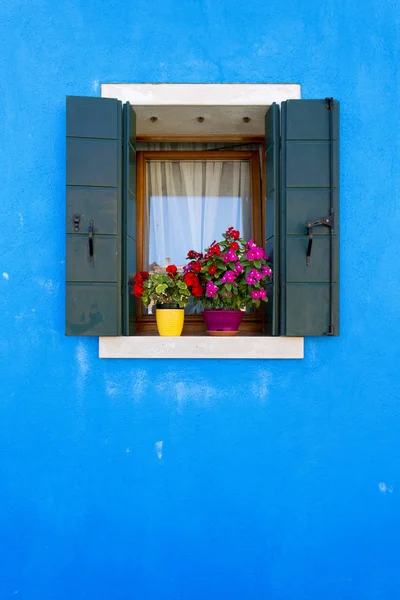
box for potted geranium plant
[132,266,190,336]
[184,227,272,336]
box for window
[65,90,339,342]
[136,148,263,334]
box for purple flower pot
[202,310,244,336]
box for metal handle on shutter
[88,220,94,266]
[306,215,334,266]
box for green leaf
[225,283,232,292]
[155,284,168,294]
[254,260,261,269]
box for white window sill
[99,336,304,359]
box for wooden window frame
[136,147,265,335]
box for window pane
[146,160,251,267]
[145,159,252,314]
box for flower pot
[156,304,184,336]
[202,309,244,336]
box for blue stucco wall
[1,1,400,598]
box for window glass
[146,159,251,268]
[144,158,252,314]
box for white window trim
[101,83,301,106]
[99,83,303,360]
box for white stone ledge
[99,336,304,359]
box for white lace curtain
[144,143,253,268]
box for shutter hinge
[73,214,81,232]
[306,215,334,266]
[326,97,334,110]
[88,220,94,266]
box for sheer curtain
[145,144,253,269]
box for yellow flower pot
[156,307,184,336]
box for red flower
[133,283,144,298]
[166,265,177,278]
[134,271,149,284]
[229,241,239,251]
[205,243,221,259]
[187,250,203,260]
[184,273,199,287]
[208,265,217,275]
[226,227,240,240]
[192,285,204,297]
[192,261,201,273]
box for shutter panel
[264,103,280,336]
[281,98,340,336]
[66,96,122,336]
[122,103,137,335]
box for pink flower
[183,264,193,274]
[247,246,265,261]
[246,239,257,249]
[235,262,244,274]
[250,268,263,281]
[246,275,255,285]
[223,250,239,263]
[221,270,236,283]
[262,266,272,277]
[259,289,267,299]
[252,290,261,299]
[206,281,218,298]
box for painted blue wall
[1,1,400,598]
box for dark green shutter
[122,103,137,335]
[265,103,280,336]
[66,96,123,336]
[280,98,340,336]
